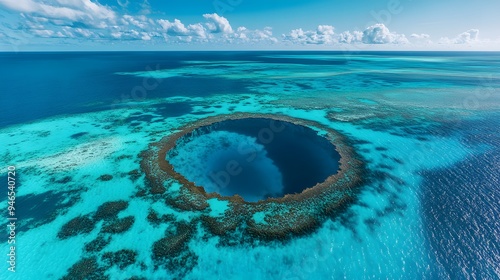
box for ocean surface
[0,51,499,279]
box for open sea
[0,51,499,279]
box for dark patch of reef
[97,174,113,181]
[101,216,135,234]
[70,132,89,139]
[59,200,144,279]
[152,221,199,279]
[94,200,128,221]
[61,257,107,280]
[57,200,130,240]
[62,249,141,279]
[102,249,137,269]
[147,209,175,227]
[57,215,95,239]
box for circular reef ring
[141,113,364,241]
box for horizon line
[1,50,500,53]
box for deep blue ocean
[0,51,499,279]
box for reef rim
[141,113,364,241]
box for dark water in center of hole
[186,118,341,197]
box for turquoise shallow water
[0,52,499,279]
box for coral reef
[98,174,113,181]
[152,221,199,278]
[102,249,137,269]
[57,215,95,239]
[61,257,107,280]
[141,114,364,242]
[94,200,128,221]
[101,216,135,234]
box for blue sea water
[0,51,499,279]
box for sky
[0,0,499,51]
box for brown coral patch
[101,216,135,234]
[152,222,194,261]
[102,249,137,270]
[94,200,129,221]
[57,215,95,240]
[84,235,111,253]
[98,174,113,181]
[61,257,107,280]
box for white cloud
[109,30,157,41]
[122,15,148,29]
[283,25,335,44]
[158,19,189,35]
[454,29,479,44]
[31,28,64,37]
[157,19,209,39]
[410,33,432,44]
[155,14,278,44]
[203,13,233,34]
[229,26,277,43]
[141,32,151,41]
[0,0,116,28]
[188,23,207,38]
[73,27,92,38]
[439,29,480,44]
[362,24,408,44]
[338,31,362,44]
[10,4,494,50]
[32,29,54,37]
[283,24,409,45]
[411,33,430,40]
[110,31,121,39]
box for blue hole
[167,118,341,202]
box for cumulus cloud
[122,15,149,29]
[13,3,491,49]
[157,19,209,40]
[109,29,157,41]
[155,14,279,44]
[410,33,432,44]
[338,30,362,44]
[439,29,480,44]
[411,33,430,40]
[157,14,235,41]
[73,27,93,38]
[158,19,189,35]
[0,0,116,28]
[283,25,335,44]
[203,13,232,34]
[454,29,479,44]
[283,24,410,45]
[362,23,408,44]
[229,26,277,43]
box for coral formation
[141,113,364,241]
[94,200,128,221]
[57,215,95,239]
[101,216,135,234]
[61,257,106,280]
[98,174,113,181]
[102,249,137,269]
